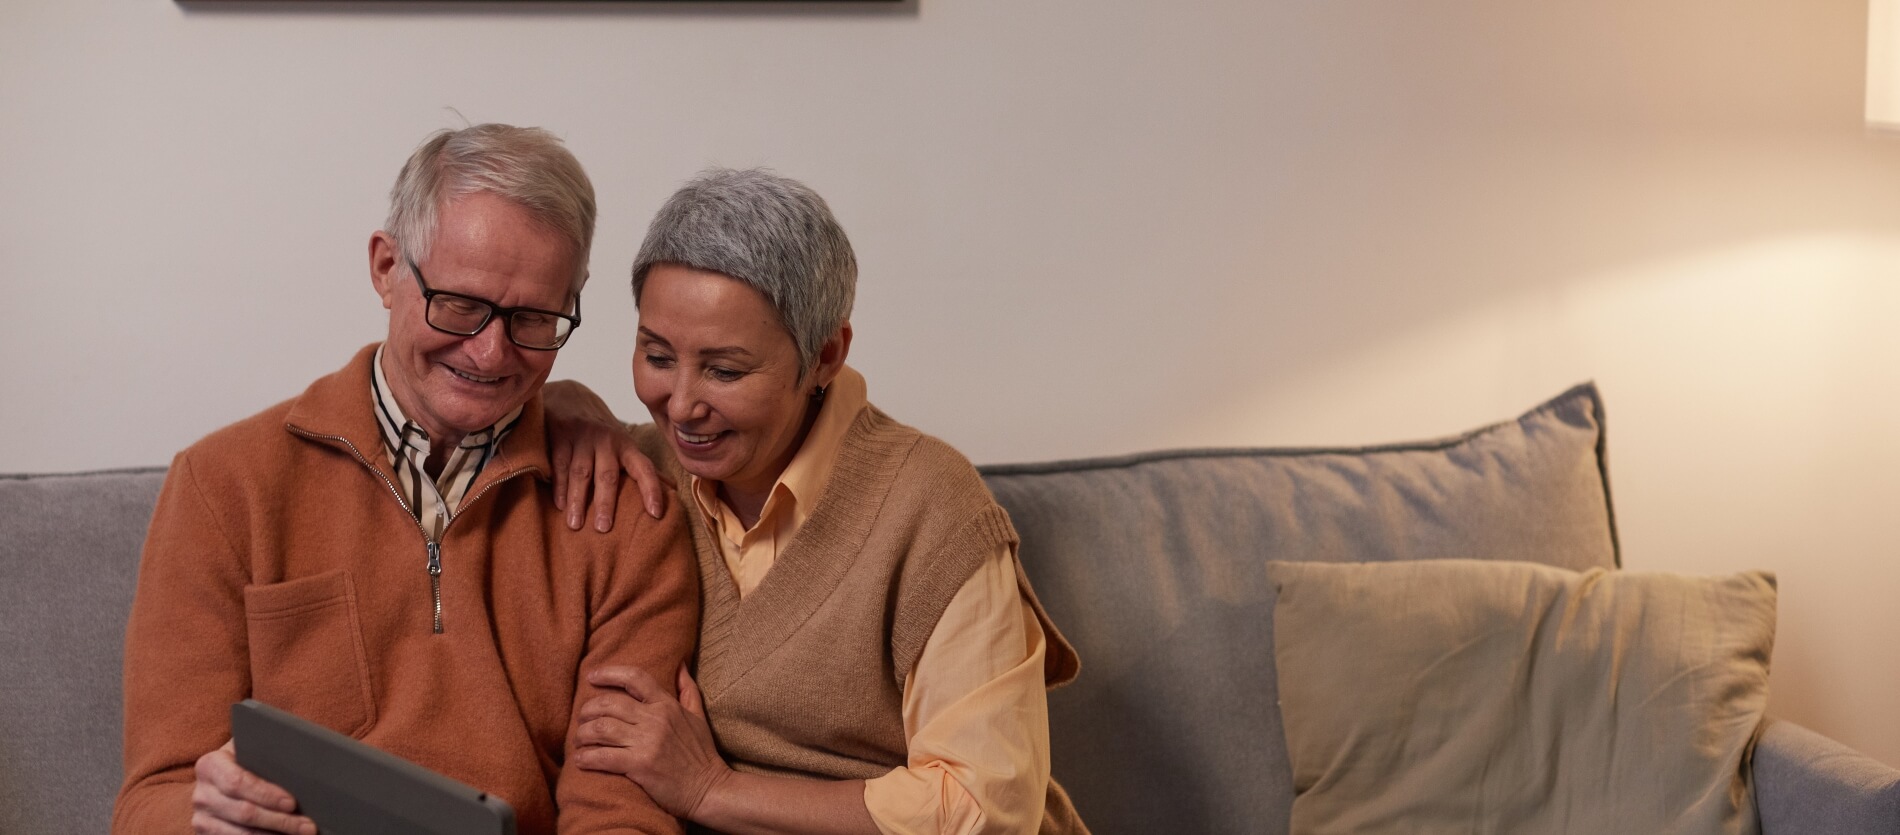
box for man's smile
[444,365,504,385]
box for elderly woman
[548,169,1087,835]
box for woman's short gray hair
[632,168,856,373]
[386,124,596,290]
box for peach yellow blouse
[689,366,1051,835]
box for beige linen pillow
[1268,559,1775,835]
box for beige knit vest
[638,405,1088,833]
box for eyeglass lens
[425,295,572,349]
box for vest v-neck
[694,406,918,700]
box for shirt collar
[370,345,523,461]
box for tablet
[231,699,516,835]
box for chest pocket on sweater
[243,569,378,737]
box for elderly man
[111,124,696,835]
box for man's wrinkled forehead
[427,194,590,297]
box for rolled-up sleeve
[863,543,1050,835]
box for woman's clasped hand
[574,664,726,819]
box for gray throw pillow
[984,383,1620,835]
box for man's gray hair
[386,124,597,290]
[632,168,856,373]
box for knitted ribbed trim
[889,502,1016,687]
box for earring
[812,385,828,400]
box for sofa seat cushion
[0,468,166,835]
[1269,559,1775,835]
[982,383,1619,834]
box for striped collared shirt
[370,346,522,541]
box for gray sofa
[4,383,1897,834]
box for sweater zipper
[425,466,530,634]
[426,541,443,634]
[290,427,530,636]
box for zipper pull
[427,540,444,634]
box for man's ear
[809,322,853,392]
[369,231,401,310]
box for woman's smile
[673,428,723,445]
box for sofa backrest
[0,385,1616,835]
[0,467,166,835]
[981,383,1618,835]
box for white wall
[6,0,1899,766]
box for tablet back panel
[232,700,515,835]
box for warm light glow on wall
[1870,0,1900,128]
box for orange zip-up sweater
[113,343,698,835]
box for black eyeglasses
[408,260,581,351]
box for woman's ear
[810,322,853,392]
